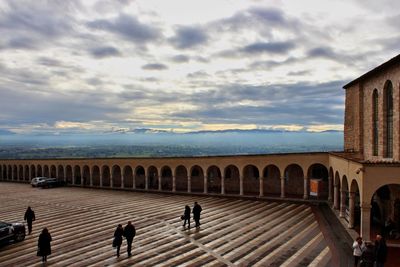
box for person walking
[37,228,52,263]
[24,206,36,235]
[193,202,202,227]
[374,235,388,267]
[113,224,124,257]
[123,221,136,257]
[352,236,365,267]
[183,205,191,228]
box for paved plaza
[0,183,331,266]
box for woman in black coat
[183,205,191,228]
[113,224,124,257]
[37,228,52,263]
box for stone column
[121,174,125,189]
[221,174,225,194]
[172,176,176,192]
[187,176,191,193]
[240,175,244,196]
[339,189,346,218]
[145,174,149,190]
[99,169,103,187]
[204,176,208,194]
[360,203,371,241]
[334,184,339,209]
[158,175,162,191]
[348,192,356,228]
[90,170,93,187]
[81,169,84,187]
[63,168,67,183]
[259,177,264,197]
[132,172,136,189]
[328,177,333,202]
[303,177,309,199]
[110,172,114,188]
[72,171,75,186]
[280,177,286,198]
[11,167,14,181]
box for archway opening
[190,165,204,192]
[112,165,122,188]
[92,166,100,186]
[371,184,400,241]
[148,166,158,190]
[74,166,81,185]
[24,165,29,181]
[243,165,259,195]
[65,166,72,184]
[307,163,329,199]
[82,165,90,186]
[175,165,188,192]
[135,166,145,189]
[284,164,304,198]
[18,165,23,181]
[102,166,110,187]
[263,165,281,196]
[161,166,173,191]
[58,165,64,181]
[225,165,240,194]
[207,166,221,193]
[50,165,56,178]
[123,166,133,188]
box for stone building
[1,54,400,241]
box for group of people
[182,202,202,229]
[24,206,52,263]
[113,221,136,257]
[353,235,388,267]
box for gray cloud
[89,46,121,58]
[142,63,168,70]
[171,54,190,63]
[87,14,161,44]
[241,41,295,55]
[169,25,208,49]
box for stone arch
[123,166,133,188]
[190,165,204,192]
[284,164,304,198]
[24,165,29,181]
[58,165,64,181]
[207,165,221,193]
[340,175,349,220]
[102,165,111,187]
[30,165,36,180]
[92,166,100,186]
[349,179,361,229]
[370,184,400,240]
[74,165,81,185]
[334,171,341,209]
[37,165,43,178]
[65,165,72,184]
[135,166,145,189]
[307,163,329,199]
[243,164,260,195]
[263,164,281,196]
[147,166,158,190]
[44,165,49,178]
[13,165,18,180]
[112,165,122,188]
[82,165,90,186]
[224,165,240,194]
[50,165,56,178]
[161,166,173,191]
[18,165,23,180]
[175,165,188,192]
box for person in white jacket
[353,236,366,267]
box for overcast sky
[0,0,399,134]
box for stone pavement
[0,183,331,266]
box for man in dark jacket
[24,206,36,234]
[374,235,387,267]
[123,221,136,256]
[193,202,202,227]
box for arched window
[385,81,393,158]
[372,90,379,156]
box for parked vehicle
[38,178,65,188]
[31,177,47,187]
[0,221,26,246]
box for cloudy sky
[0,0,399,134]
